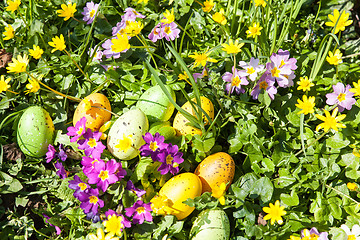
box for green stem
[137,34,158,69]
[64,49,91,82]
[325,184,360,205]
[294,131,326,157]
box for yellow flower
[254,0,266,7]
[297,76,314,92]
[57,2,77,21]
[103,214,125,237]
[28,45,44,59]
[295,95,315,115]
[88,228,118,240]
[315,107,346,132]
[161,8,175,24]
[3,25,15,41]
[150,194,175,215]
[350,79,360,96]
[25,77,40,94]
[0,75,12,93]
[99,121,112,140]
[6,54,29,74]
[263,200,286,225]
[326,49,343,65]
[189,51,217,68]
[347,182,358,191]
[221,39,245,54]
[212,8,227,25]
[111,33,130,53]
[115,134,133,153]
[202,0,214,12]
[136,0,148,4]
[212,182,226,205]
[325,9,353,34]
[124,21,143,37]
[5,0,21,13]
[48,34,66,53]
[287,236,301,240]
[246,22,263,38]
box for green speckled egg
[17,106,55,158]
[190,209,230,240]
[107,109,149,160]
[136,85,176,123]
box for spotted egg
[173,96,214,136]
[73,93,112,131]
[17,106,55,157]
[194,152,235,193]
[107,109,149,160]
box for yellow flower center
[279,60,286,67]
[76,126,84,135]
[89,9,96,18]
[348,235,356,240]
[91,159,99,165]
[232,76,241,87]
[271,67,280,78]
[98,170,109,181]
[337,93,346,102]
[247,67,255,74]
[164,26,171,35]
[87,138,97,148]
[149,141,158,151]
[136,207,146,214]
[172,162,179,168]
[259,81,268,90]
[78,182,87,191]
[89,196,98,204]
[166,155,173,165]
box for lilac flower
[102,38,121,59]
[79,188,104,214]
[162,22,180,41]
[125,200,153,224]
[68,175,89,199]
[126,180,146,198]
[67,117,87,142]
[87,159,120,192]
[77,129,106,159]
[238,57,265,81]
[193,66,209,83]
[58,144,67,161]
[251,73,277,100]
[156,143,184,175]
[116,162,127,180]
[112,21,127,36]
[148,23,162,42]
[86,211,101,223]
[123,8,145,22]
[139,132,168,159]
[55,161,67,179]
[43,214,61,235]
[81,1,99,24]
[88,47,103,61]
[46,144,56,163]
[222,67,249,94]
[326,82,356,112]
[301,227,328,240]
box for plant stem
[63,49,91,82]
[137,34,158,69]
[325,184,360,205]
[294,131,327,157]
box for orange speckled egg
[194,152,235,193]
[73,93,112,131]
[173,96,214,136]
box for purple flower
[193,66,209,83]
[326,82,356,112]
[86,211,101,223]
[162,22,180,41]
[58,144,67,161]
[67,117,87,142]
[238,57,265,81]
[116,162,127,181]
[123,8,145,22]
[81,1,99,24]
[102,38,121,59]
[222,67,249,94]
[139,132,168,159]
[148,23,162,43]
[81,156,102,175]
[43,214,61,235]
[126,180,146,198]
[77,129,106,159]
[55,161,67,179]
[125,200,153,224]
[88,47,103,61]
[301,227,328,240]
[156,143,184,175]
[87,159,120,192]
[251,72,277,100]
[112,21,127,36]
[68,175,89,199]
[46,144,56,163]
[79,188,104,214]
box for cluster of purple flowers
[148,22,180,43]
[46,144,68,179]
[139,132,184,175]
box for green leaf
[280,191,299,206]
[327,196,342,219]
[249,177,273,203]
[0,171,23,193]
[130,157,153,183]
[325,132,350,149]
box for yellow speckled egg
[157,173,202,220]
[173,96,214,136]
[73,93,111,131]
[194,152,235,193]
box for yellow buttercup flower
[0,75,12,93]
[29,45,44,59]
[3,25,15,41]
[212,8,227,25]
[350,79,360,96]
[326,49,343,65]
[246,22,263,38]
[212,182,226,205]
[315,107,346,132]
[221,39,245,54]
[325,9,353,34]
[254,0,266,7]
[88,228,118,240]
[287,236,301,240]
[57,2,77,21]
[111,33,130,53]
[25,78,40,94]
[136,0,148,4]
[295,95,315,115]
[347,182,358,191]
[161,8,175,24]
[202,0,214,12]
[5,0,21,13]
[189,51,217,68]
[297,76,314,92]
[6,54,29,74]
[103,214,125,237]
[263,200,286,225]
[48,34,66,53]
[124,21,143,37]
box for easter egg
[149,121,176,140]
[190,209,230,240]
[194,152,235,193]
[17,106,55,157]
[107,109,149,160]
[156,173,202,220]
[173,96,214,136]
[136,85,176,123]
[73,93,111,131]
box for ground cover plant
[1,0,360,239]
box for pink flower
[81,1,99,24]
[87,159,120,192]
[238,57,264,81]
[125,200,153,224]
[156,143,184,175]
[251,72,277,100]
[161,22,180,41]
[77,129,106,159]
[67,117,87,142]
[326,82,356,112]
[222,67,249,94]
[148,23,162,42]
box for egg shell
[107,109,149,160]
[149,121,176,140]
[158,172,202,220]
[136,85,176,123]
[190,209,230,240]
[194,152,235,193]
[17,106,55,157]
[73,93,111,131]
[173,96,214,136]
